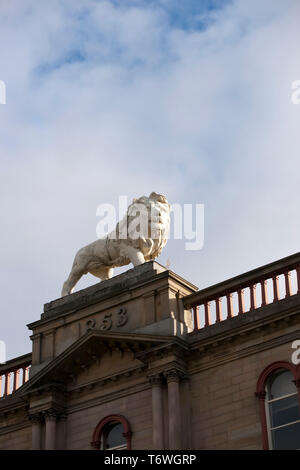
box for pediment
[17,330,175,396]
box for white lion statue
[61,192,170,296]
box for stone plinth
[27,262,198,376]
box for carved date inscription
[85,307,128,332]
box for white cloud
[0,0,299,358]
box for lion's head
[111,192,170,260]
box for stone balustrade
[0,354,31,399]
[183,252,300,331]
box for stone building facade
[1,253,300,450]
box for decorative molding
[68,364,147,396]
[24,382,67,401]
[19,330,169,399]
[0,399,27,419]
[136,339,188,364]
[0,420,31,437]
[67,381,150,415]
[256,361,297,395]
[188,328,300,375]
[189,300,300,345]
[43,408,60,420]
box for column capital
[29,412,43,424]
[148,374,163,386]
[43,408,60,420]
[164,368,185,383]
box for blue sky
[0,0,299,359]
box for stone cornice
[17,330,173,397]
[0,353,32,375]
[188,295,300,352]
[68,364,147,396]
[0,420,31,437]
[23,381,67,400]
[0,395,28,418]
[28,263,197,328]
[188,326,300,375]
[28,403,66,421]
[42,408,62,420]
[135,337,189,364]
[67,381,151,415]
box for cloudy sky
[0,0,299,360]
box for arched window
[101,422,127,450]
[91,415,132,450]
[266,369,300,449]
[256,361,300,450]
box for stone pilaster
[56,413,68,450]
[29,412,43,450]
[44,409,58,450]
[149,374,164,450]
[164,369,183,450]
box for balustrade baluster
[215,298,222,323]
[204,302,211,327]
[250,284,257,310]
[272,276,280,302]
[238,289,245,314]
[4,372,10,396]
[296,266,300,295]
[13,369,20,392]
[0,363,31,400]
[226,293,233,319]
[284,271,291,298]
[193,306,199,331]
[22,367,27,385]
[261,279,268,306]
